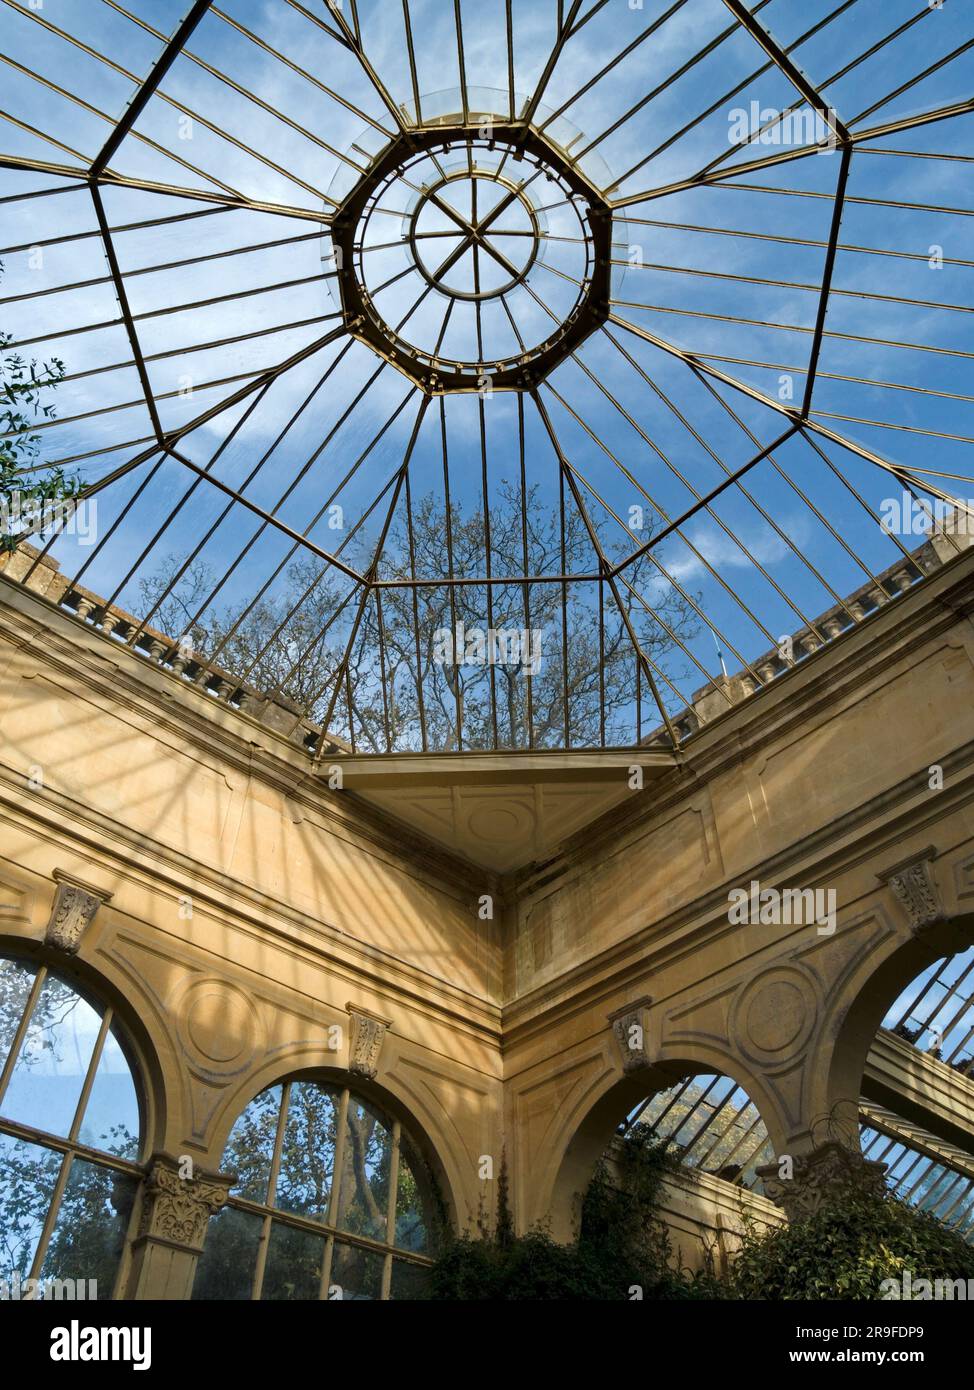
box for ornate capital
[757,1141,887,1221]
[44,871,112,955]
[347,1004,389,1081]
[608,996,653,1074]
[879,849,944,933]
[138,1154,231,1252]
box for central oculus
[409,170,541,301]
[329,123,612,394]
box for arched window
[0,954,143,1298]
[193,1078,435,1301]
[622,1072,774,1191]
[861,944,974,1239]
[882,943,974,1076]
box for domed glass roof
[2,0,971,756]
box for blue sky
[1,0,972,748]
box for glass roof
[622,1074,974,1240]
[2,0,972,757]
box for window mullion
[68,1005,112,1143]
[380,1119,402,1300]
[318,1233,335,1302]
[318,1087,351,1300]
[252,1082,291,1300]
[327,1087,351,1230]
[0,965,47,1107]
[28,1150,74,1282]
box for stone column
[124,1154,233,1300]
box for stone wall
[2,543,974,1285]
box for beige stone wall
[503,547,974,1233]
[2,545,974,1289]
[659,1169,782,1276]
[0,577,504,1258]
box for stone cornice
[0,574,477,892]
[0,774,503,1048]
[516,548,974,891]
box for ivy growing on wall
[425,1129,974,1301]
[426,1131,722,1300]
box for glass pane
[0,1133,63,1283]
[77,1026,141,1160]
[329,1241,385,1301]
[335,1098,394,1243]
[953,1189,974,1236]
[261,1219,325,1301]
[390,1258,430,1301]
[395,1134,429,1254]
[274,1080,337,1221]
[222,1084,282,1203]
[0,973,102,1138]
[39,1160,137,1301]
[192,1205,263,1301]
[0,958,36,1073]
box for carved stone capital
[879,849,944,933]
[44,871,113,955]
[608,996,653,1074]
[137,1154,231,1252]
[757,1141,887,1221]
[347,1004,390,1081]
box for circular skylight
[330,122,609,391]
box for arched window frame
[859,942,974,1239]
[622,1071,774,1191]
[195,1073,440,1302]
[0,950,147,1298]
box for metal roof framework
[1,0,972,757]
[625,1075,974,1242]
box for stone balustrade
[0,542,347,757]
[642,525,971,746]
[1,519,969,757]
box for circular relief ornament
[172,977,262,1076]
[328,123,612,393]
[466,798,536,845]
[730,964,822,1072]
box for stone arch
[544,1046,780,1243]
[207,1059,461,1231]
[812,911,974,1148]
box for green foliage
[1,264,74,551]
[426,1126,974,1301]
[494,1149,513,1248]
[731,1185,974,1301]
[426,1131,724,1300]
[428,1227,603,1300]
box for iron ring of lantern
[329,122,613,394]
